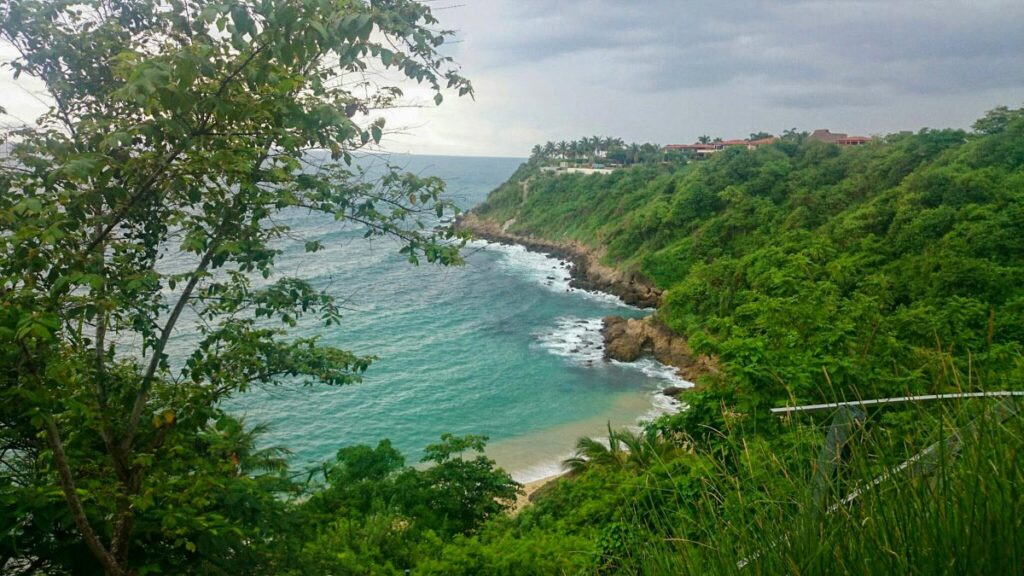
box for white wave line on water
[467,239,635,308]
[535,316,693,388]
[534,317,606,364]
[487,315,693,484]
[532,315,689,431]
[510,452,577,484]
[472,238,693,482]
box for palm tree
[697,135,711,144]
[616,427,676,469]
[563,424,628,473]
[585,136,599,163]
[627,143,641,165]
[563,424,676,473]
[639,142,659,163]
[543,141,556,159]
[202,420,290,476]
[530,144,543,163]
[557,140,569,160]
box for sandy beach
[512,472,567,513]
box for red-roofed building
[747,137,778,150]
[663,135,779,158]
[809,129,871,146]
[663,144,715,151]
[836,136,871,146]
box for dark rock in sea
[661,386,688,398]
[456,212,662,308]
[600,316,643,362]
[600,316,718,382]
[455,213,719,381]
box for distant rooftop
[808,129,871,145]
[662,136,779,156]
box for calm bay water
[171,154,686,481]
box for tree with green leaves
[562,424,676,474]
[0,0,471,573]
[556,140,568,160]
[972,104,1024,135]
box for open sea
[168,154,690,481]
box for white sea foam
[511,454,576,484]
[642,387,686,422]
[474,237,692,482]
[469,239,633,308]
[534,317,606,364]
[533,316,690,421]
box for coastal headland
[457,212,662,308]
[457,211,716,387]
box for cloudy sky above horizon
[3,0,1023,157]
[383,0,1024,156]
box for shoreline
[458,212,716,384]
[457,212,663,309]
[512,472,568,514]
[460,211,709,512]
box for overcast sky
[384,0,1024,156]
[3,0,1022,157]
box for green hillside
[477,109,1024,420]
[434,108,1024,574]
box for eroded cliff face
[458,213,662,308]
[600,316,717,384]
[458,212,717,388]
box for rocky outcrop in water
[457,212,718,387]
[600,316,717,384]
[457,213,662,308]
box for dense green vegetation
[425,398,1024,575]
[2,0,1021,571]
[0,0,485,573]
[449,110,1024,573]
[528,137,669,167]
[480,111,1024,415]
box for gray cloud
[7,1,1018,156]
[457,0,1024,99]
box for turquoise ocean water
[169,154,688,481]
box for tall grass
[612,398,1024,575]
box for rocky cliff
[458,212,718,387]
[600,316,717,384]
[457,213,662,308]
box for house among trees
[807,129,871,146]
[663,135,779,159]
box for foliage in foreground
[1,0,1022,570]
[0,0,471,573]
[419,397,1024,575]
